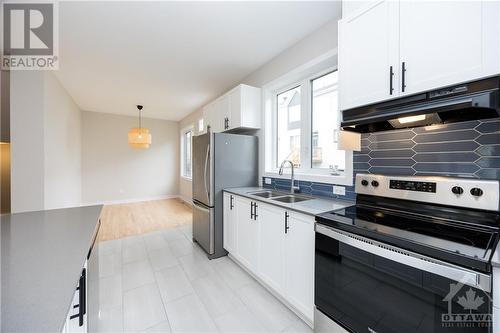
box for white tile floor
[97,225,313,333]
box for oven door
[315,224,493,333]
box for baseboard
[82,194,181,206]
[179,196,192,206]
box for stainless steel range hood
[341,76,500,133]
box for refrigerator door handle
[193,200,210,213]
[204,144,210,202]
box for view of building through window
[277,86,301,168]
[312,71,345,170]
[274,70,345,173]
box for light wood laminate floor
[98,199,192,241]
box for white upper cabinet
[208,95,230,133]
[201,104,215,134]
[227,84,261,131]
[338,0,399,111]
[339,0,500,111]
[203,84,261,133]
[399,1,500,96]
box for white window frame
[180,126,193,180]
[263,60,353,186]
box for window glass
[277,86,301,168]
[311,71,345,170]
[183,130,192,178]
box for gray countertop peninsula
[1,205,102,333]
[224,187,354,216]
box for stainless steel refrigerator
[192,130,258,259]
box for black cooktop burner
[315,194,500,273]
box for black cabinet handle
[401,62,406,92]
[70,268,86,327]
[389,66,394,95]
[230,195,234,210]
[284,212,289,234]
[250,202,254,219]
[253,203,258,220]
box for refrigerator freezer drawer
[192,201,214,254]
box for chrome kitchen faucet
[278,160,300,194]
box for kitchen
[1,1,499,333]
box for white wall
[10,71,83,213]
[44,73,82,209]
[342,1,374,18]
[241,19,339,87]
[82,111,179,204]
[10,71,180,210]
[10,71,45,213]
[178,17,340,193]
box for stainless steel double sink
[246,190,312,203]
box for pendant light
[128,105,152,149]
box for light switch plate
[264,178,272,185]
[333,186,345,196]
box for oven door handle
[315,224,491,293]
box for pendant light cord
[137,105,144,130]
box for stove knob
[371,180,379,187]
[451,186,464,195]
[470,187,483,197]
[361,180,369,186]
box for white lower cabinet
[235,196,260,272]
[223,193,237,253]
[259,204,286,295]
[223,192,314,323]
[285,211,315,320]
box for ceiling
[56,1,341,121]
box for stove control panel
[355,174,499,211]
[390,180,436,193]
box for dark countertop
[1,205,102,333]
[224,187,354,216]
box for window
[181,129,192,178]
[277,86,301,167]
[311,71,344,170]
[265,67,351,185]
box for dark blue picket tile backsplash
[263,118,500,201]
[262,178,356,201]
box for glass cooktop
[316,198,500,270]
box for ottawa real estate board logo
[1,1,58,70]
[442,281,492,329]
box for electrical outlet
[264,178,272,185]
[333,186,345,196]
